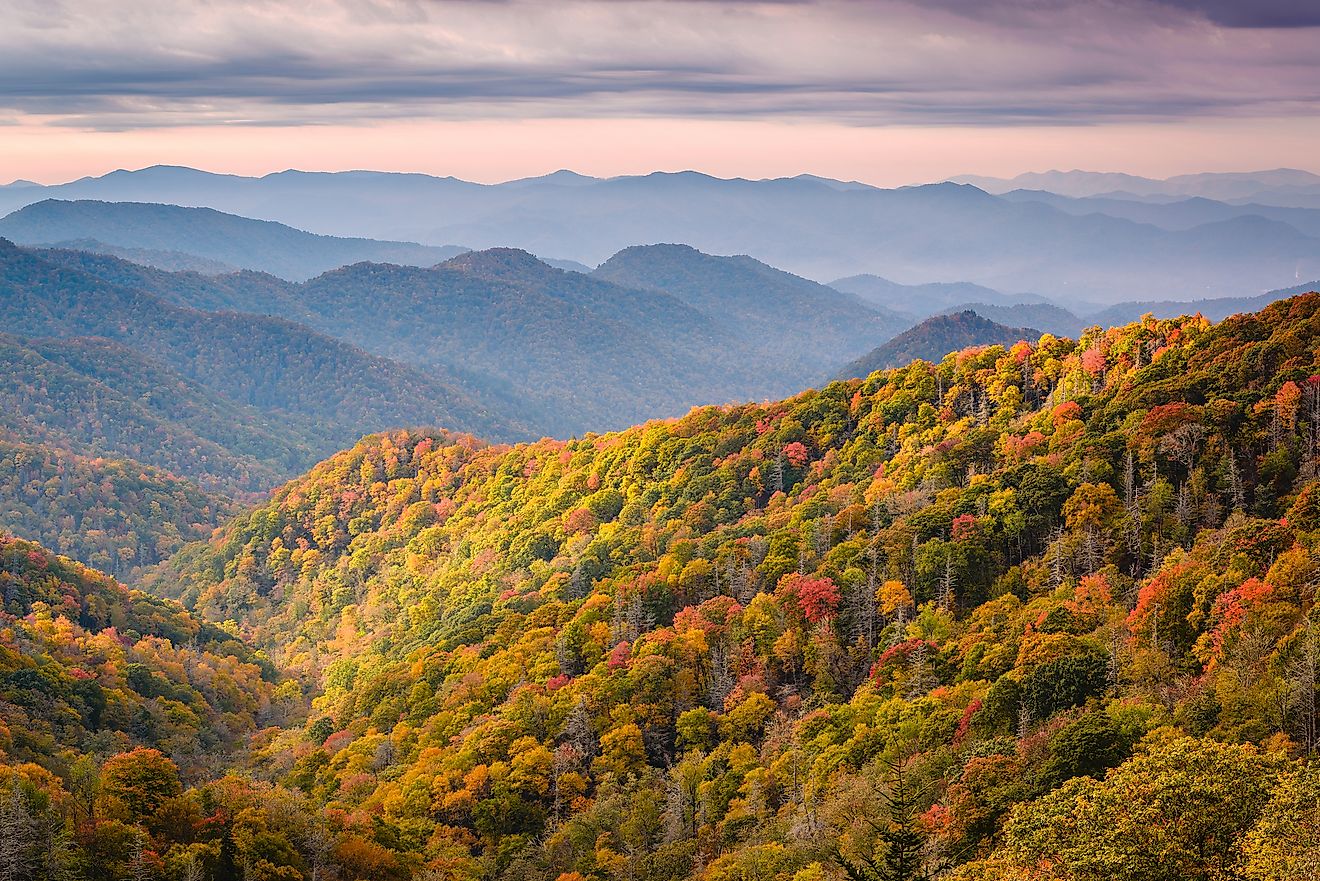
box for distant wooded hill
[834,310,1042,379]
[0,239,533,490]
[21,238,909,441]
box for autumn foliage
[9,294,1320,879]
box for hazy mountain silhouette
[37,237,240,274]
[997,189,1320,238]
[0,239,532,484]
[594,243,906,377]
[2,167,1317,302]
[952,168,1320,205]
[22,241,902,438]
[938,302,1085,337]
[0,199,469,280]
[291,247,765,435]
[1085,279,1320,328]
[828,273,1050,319]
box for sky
[2,0,1319,186]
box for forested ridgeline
[0,533,328,879]
[95,293,1320,879]
[0,437,229,578]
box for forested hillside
[103,293,1320,880]
[6,2,1320,878]
[0,239,530,472]
[292,249,747,435]
[0,332,318,494]
[0,438,228,577]
[43,238,240,274]
[35,246,301,315]
[33,241,909,437]
[0,533,279,766]
[0,239,545,583]
[0,236,913,580]
[0,533,351,880]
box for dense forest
[0,437,228,577]
[0,239,529,450]
[0,332,316,495]
[291,250,746,435]
[4,292,1320,878]
[0,534,322,880]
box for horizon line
[8,162,1320,192]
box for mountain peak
[504,169,599,188]
[440,246,555,278]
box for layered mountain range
[4,166,1319,301]
[1,184,1315,575]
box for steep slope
[834,310,1041,379]
[0,533,278,772]
[0,333,312,493]
[0,437,229,577]
[593,243,905,376]
[0,199,468,281]
[0,240,530,455]
[33,243,883,437]
[149,292,1320,880]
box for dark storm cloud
[0,0,1316,128]
[708,0,1320,28]
[1157,0,1320,28]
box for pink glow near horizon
[8,115,1320,187]
[3,1,1319,185]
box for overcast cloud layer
[1,0,1318,131]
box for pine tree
[831,759,936,881]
